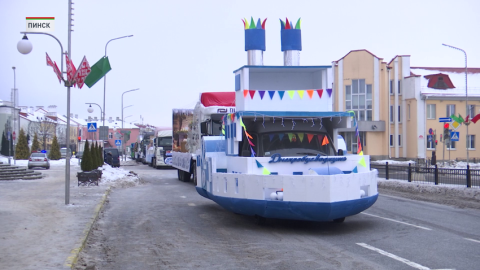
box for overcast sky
[1,0,479,128]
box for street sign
[439,117,452,122]
[87,123,97,132]
[99,126,108,140]
[428,128,433,135]
[115,140,121,146]
[427,135,433,141]
[450,131,459,141]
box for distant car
[28,152,50,169]
[104,148,120,167]
[75,151,84,159]
[60,148,72,159]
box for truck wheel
[182,170,191,182]
[152,158,157,169]
[178,169,183,181]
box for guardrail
[371,163,480,188]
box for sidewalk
[0,156,139,270]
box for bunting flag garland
[240,116,255,156]
[287,90,295,99]
[243,89,331,100]
[287,133,294,141]
[307,90,314,99]
[322,135,329,146]
[358,157,367,167]
[317,89,323,98]
[269,134,275,141]
[307,133,314,143]
[317,134,324,145]
[256,160,263,168]
[298,133,304,142]
[262,168,271,175]
[268,91,275,100]
[352,166,358,173]
[278,133,284,141]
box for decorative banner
[307,90,314,99]
[287,133,294,142]
[249,90,255,99]
[46,52,63,83]
[298,133,304,142]
[322,135,329,146]
[297,90,304,99]
[472,114,480,124]
[278,91,285,100]
[307,133,314,143]
[352,166,358,173]
[262,167,270,175]
[326,88,333,97]
[256,160,263,168]
[75,56,92,89]
[287,90,295,99]
[259,90,266,100]
[268,91,275,100]
[358,157,366,167]
[317,89,323,98]
[65,54,77,87]
[244,90,248,98]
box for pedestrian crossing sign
[87,123,97,132]
[450,131,459,141]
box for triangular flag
[242,19,246,29]
[297,90,305,99]
[298,133,304,142]
[317,89,323,98]
[244,18,249,29]
[248,139,255,146]
[450,114,461,123]
[359,151,364,156]
[239,117,246,128]
[326,88,333,97]
[262,167,270,175]
[249,90,256,99]
[285,18,290,29]
[231,113,235,121]
[307,90,314,99]
[295,18,301,29]
[358,157,366,167]
[465,115,470,123]
[458,114,465,123]
[472,113,480,124]
[256,160,263,168]
[352,166,358,173]
[259,90,266,100]
[249,17,256,29]
[307,133,314,143]
[250,146,256,157]
[269,134,275,141]
[287,133,294,142]
[287,90,295,99]
[278,91,285,100]
[317,134,324,145]
[262,18,267,29]
[243,90,248,98]
[256,18,262,29]
[245,130,252,139]
[268,91,275,100]
[278,133,284,141]
[322,136,329,146]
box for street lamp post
[86,103,103,140]
[442,43,469,165]
[121,88,139,160]
[103,35,133,127]
[12,66,18,165]
[17,0,74,205]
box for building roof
[334,49,384,63]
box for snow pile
[98,165,141,188]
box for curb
[64,186,111,269]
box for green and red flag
[84,56,112,88]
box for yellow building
[333,50,480,162]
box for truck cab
[152,130,173,168]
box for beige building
[333,49,480,162]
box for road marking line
[361,212,432,231]
[357,243,431,270]
[464,238,480,244]
[188,203,196,206]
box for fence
[371,163,480,188]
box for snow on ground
[0,155,141,188]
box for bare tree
[29,116,57,150]
[56,124,67,147]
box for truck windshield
[158,136,173,147]
[260,132,336,157]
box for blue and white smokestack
[280,18,302,66]
[243,17,266,65]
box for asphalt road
[75,164,480,270]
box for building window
[398,134,402,147]
[398,105,401,122]
[446,104,455,117]
[398,80,402,95]
[468,105,476,118]
[389,134,394,147]
[390,80,393,95]
[343,132,366,154]
[467,135,475,149]
[427,104,436,119]
[390,106,394,123]
[108,132,113,139]
[345,80,372,121]
[447,140,455,150]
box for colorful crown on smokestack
[243,17,267,51]
[280,18,302,51]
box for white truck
[171,92,236,184]
[151,129,173,168]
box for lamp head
[17,35,33,54]
[87,105,94,113]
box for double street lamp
[103,35,133,126]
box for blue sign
[115,140,122,146]
[428,128,433,135]
[427,135,433,141]
[87,123,97,132]
[439,117,452,122]
[450,131,459,141]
